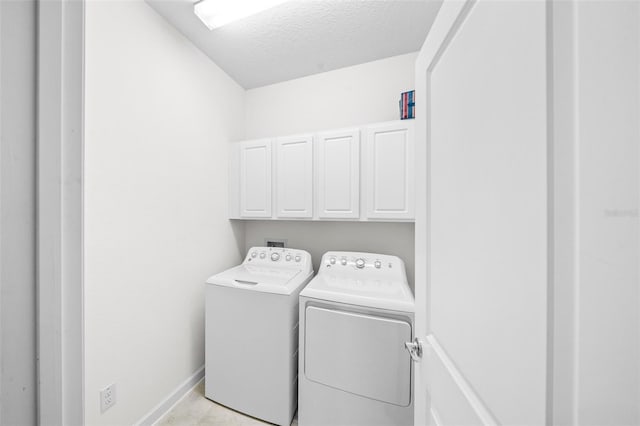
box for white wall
[245,221,415,283]
[245,52,416,137]
[244,53,417,287]
[0,1,37,424]
[84,1,245,424]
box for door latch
[404,337,423,362]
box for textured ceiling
[145,0,442,89]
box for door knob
[404,338,423,362]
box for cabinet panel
[228,143,241,219]
[316,129,360,219]
[240,139,272,218]
[365,121,415,219]
[275,135,313,218]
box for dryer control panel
[299,251,414,319]
[321,251,404,274]
[245,246,312,270]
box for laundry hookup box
[399,90,415,120]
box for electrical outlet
[100,383,116,413]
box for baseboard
[135,365,205,426]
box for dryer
[298,251,415,426]
[205,247,313,426]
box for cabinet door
[275,135,313,218]
[316,129,360,219]
[240,139,272,218]
[365,121,414,220]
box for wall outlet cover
[100,383,116,413]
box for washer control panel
[244,246,311,269]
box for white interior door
[414,1,549,425]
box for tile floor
[155,380,298,426]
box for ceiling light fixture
[194,0,288,30]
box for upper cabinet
[239,139,272,218]
[229,120,414,222]
[316,128,360,219]
[364,121,415,220]
[275,134,313,218]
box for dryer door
[304,306,412,406]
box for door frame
[37,0,85,424]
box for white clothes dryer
[205,247,313,426]
[298,251,415,426]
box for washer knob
[259,252,266,259]
[271,252,280,261]
[355,258,366,269]
[340,257,347,266]
[251,252,257,258]
[374,260,382,269]
[295,255,301,262]
[329,257,336,265]
[285,254,292,261]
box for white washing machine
[205,246,313,426]
[298,251,415,426]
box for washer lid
[206,264,308,295]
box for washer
[205,246,313,426]
[298,251,415,426]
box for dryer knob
[271,252,280,261]
[259,252,266,259]
[374,260,382,269]
[251,252,257,258]
[285,254,292,261]
[329,257,336,265]
[295,255,301,262]
[355,258,366,269]
[340,257,347,266]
